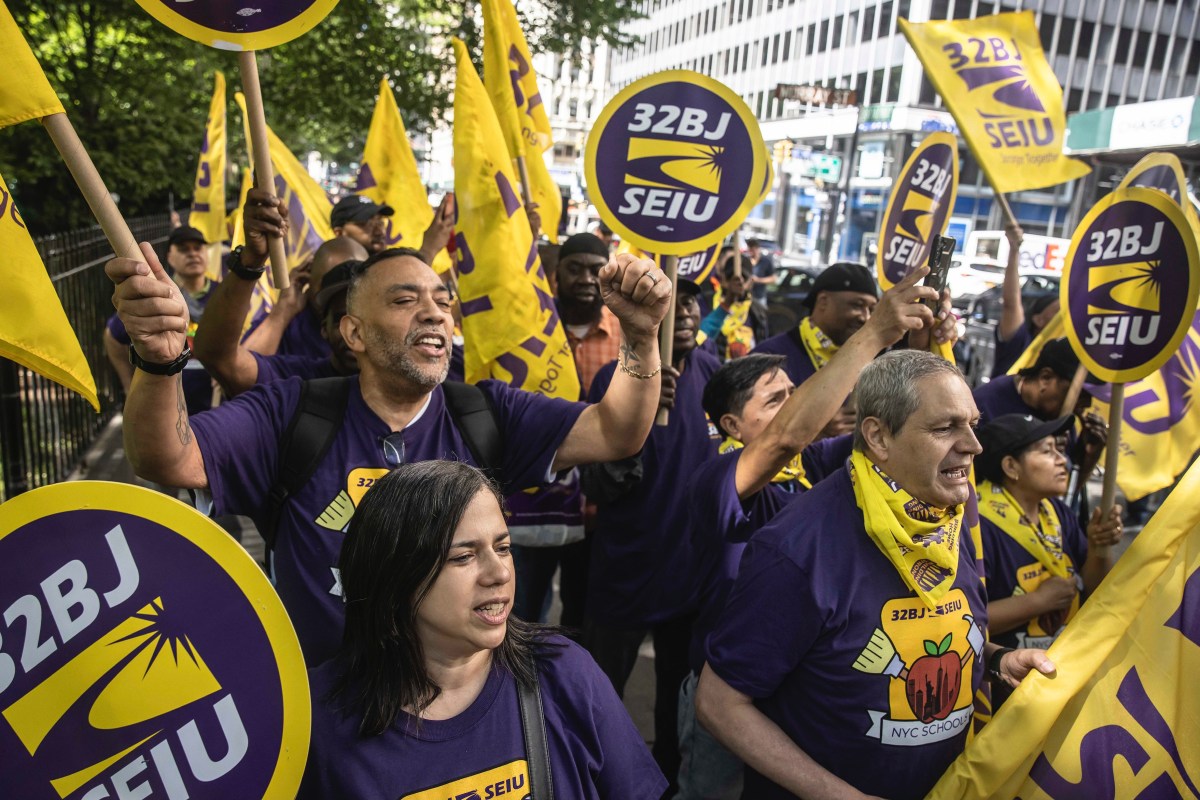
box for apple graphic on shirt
[905,633,961,723]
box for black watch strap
[129,343,192,376]
[988,646,1014,679]
[228,246,268,281]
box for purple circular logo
[0,484,307,799]
[1063,189,1200,383]
[877,133,958,290]
[586,71,765,255]
[134,0,339,49]
[154,2,320,34]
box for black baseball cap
[676,277,703,297]
[975,413,1074,482]
[312,259,362,319]
[1018,337,1081,381]
[331,195,394,228]
[558,233,610,261]
[168,225,207,247]
[803,262,879,309]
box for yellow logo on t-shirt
[314,468,389,532]
[401,759,530,800]
[851,589,983,746]
[1012,559,1080,645]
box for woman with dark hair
[299,460,665,799]
[974,413,1122,703]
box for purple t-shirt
[190,377,585,664]
[706,466,988,800]
[586,348,723,626]
[252,351,339,385]
[972,374,1040,424]
[752,326,818,387]
[686,436,852,672]
[982,497,1086,651]
[990,323,1033,379]
[299,637,666,799]
[278,309,332,360]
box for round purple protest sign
[586,70,766,255]
[134,0,339,50]
[876,132,959,291]
[0,482,308,799]
[1061,188,1200,384]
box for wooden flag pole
[239,51,290,290]
[41,114,139,261]
[732,229,743,279]
[1060,363,1089,418]
[655,255,680,427]
[993,189,1018,229]
[1099,382,1125,513]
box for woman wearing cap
[974,414,1123,702]
[298,460,665,799]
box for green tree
[0,0,641,235]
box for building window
[864,5,876,39]
[783,30,792,61]
[819,19,830,53]
[554,143,577,159]
[806,24,816,56]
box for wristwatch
[228,245,267,281]
[128,343,192,376]
[987,647,1014,680]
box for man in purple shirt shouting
[697,350,1056,800]
[105,227,673,665]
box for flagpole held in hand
[238,51,290,290]
[656,255,680,427]
[41,114,139,262]
[1099,383,1125,514]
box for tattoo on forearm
[619,339,642,366]
[175,377,192,447]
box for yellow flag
[481,0,562,239]
[234,92,333,272]
[452,38,579,401]
[928,457,1200,798]
[356,78,452,274]
[191,72,226,280]
[0,2,64,128]
[899,12,1090,194]
[0,172,98,410]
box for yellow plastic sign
[133,0,339,50]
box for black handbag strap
[517,669,554,800]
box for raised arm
[552,254,670,471]
[734,268,938,499]
[998,223,1025,342]
[103,327,134,394]
[192,188,289,395]
[106,243,207,488]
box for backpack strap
[518,669,555,800]
[441,380,506,490]
[263,376,351,552]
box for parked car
[764,264,823,336]
[960,274,1060,386]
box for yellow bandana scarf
[798,316,838,371]
[849,450,963,609]
[721,299,756,359]
[977,480,1070,578]
[720,437,811,489]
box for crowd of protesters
[104,183,1121,800]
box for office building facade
[607,0,1200,262]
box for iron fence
[0,215,171,501]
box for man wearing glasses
[105,210,673,665]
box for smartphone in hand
[922,235,955,313]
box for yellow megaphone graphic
[1086,262,1161,315]
[624,138,723,194]
[3,597,222,798]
